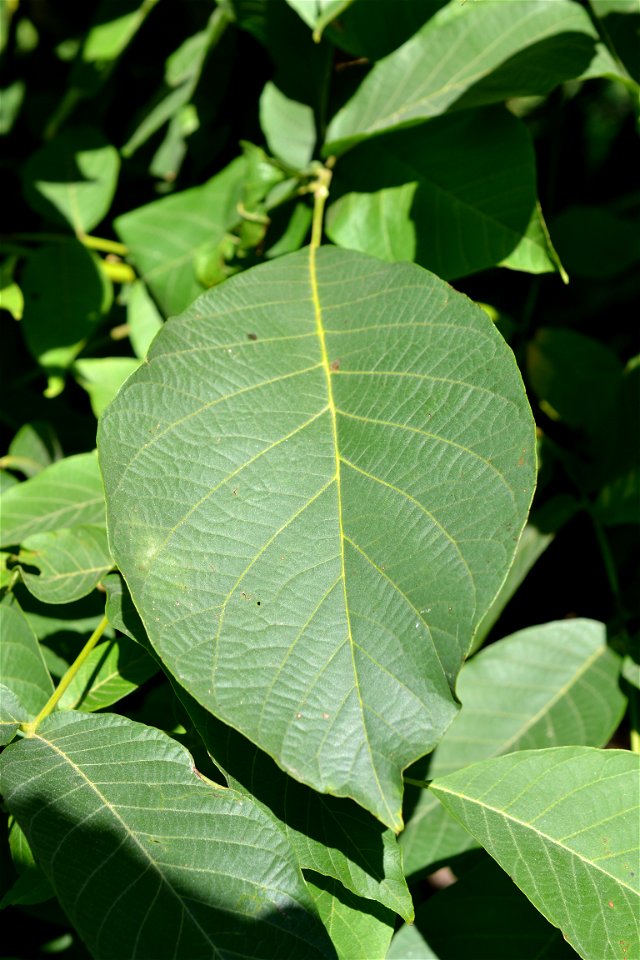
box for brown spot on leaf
[330,358,341,371]
[247,332,258,340]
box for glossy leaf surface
[431,748,640,960]
[0,712,334,959]
[99,246,535,828]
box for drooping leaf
[430,748,640,960]
[0,712,335,960]
[22,127,120,234]
[325,0,601,154]
[401,619,626,879]
[326,108,554,280]
[17,525,112,604]
[115,157,246,316]
[20,242,113,394]
[0,451,105,547]
[388,854,577,960]
[98,245,536,828]
[73,356,141,417]
[57,635,158,712]
[305,872,395,960]
[0,593,53,715]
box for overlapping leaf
[0,712,334,959]
[0,594,53,717]
[401,620,626,878]
[115,157,246,317]
[0,452,105,547]
[104,573,413,920]
[306,873,394,960]
[325,0,600,154]
[57,636,158,712]
[326,108,555,279]
[98,245,535,828]
[430,748,640,960]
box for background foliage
[0,1,638,958]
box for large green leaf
[22,127,120,234]
[0,712,334,959]
[0,594,53,716]
[0,451,105,547]
[401,619,626,878]
[430,748,640,960]
[326,108,555,280]
[16,525,112,604]
[73,357,141,418]
[388,854,577,959]
[325,0,600,154]
[98,245,535,829]
[115,157,246,317]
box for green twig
[22,615,109,736]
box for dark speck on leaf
[247,332,258,340]
[330,358,340,371]
[256,600,261,606]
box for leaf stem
[22,614,109,736]
[403,777,432,789]
[310,160,335,250]
[80,234,128,256]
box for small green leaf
[22,127,120,234]
[2,421,61,478]
[260,82,316,170]
[18,525,112,604]
[126,280,164,358]
[0,451,105,547]
[0,684,28,746]
[0,819,54,908]
[325,0,601,154]
[286,0,355,37]
[430,747,640,960]
[0,594,54,715]
[57,635,158,712]
[73,357,141,418]
[20,242,113,386]
[115,157,246,316]
[0,712,335,960]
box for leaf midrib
[308,244,397,830]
